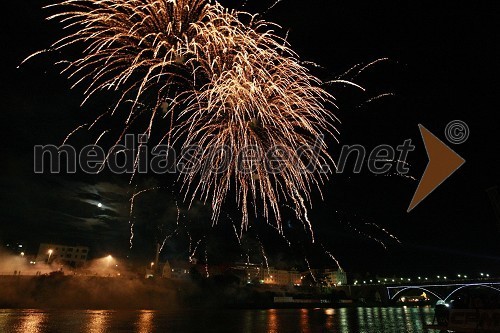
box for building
[161,260,192,280]
[306,269,347,287]
[231,263,303,286]
[36,243,89,268]
[324,269,348,286]
[231,262,262,284]
[260,268,302,286]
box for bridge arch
[444,284,500,302]
[391,287,443,301]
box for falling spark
[340,218,388,250]
[365,223,402,244]
[257,236,270,276]
[62,123,88,145]
[320,243,343,271]
[88,112,108,130]
[304,256,316,283]
[324,79,366,92]
[232,224,242,246]
[159,228,179,253]
[354,58,390,78]
[204,247,210,278]
[128,187,162,248]
[265,0,285,13]
[357,93,396,108]
[189,238,203,263]
[94,130,109,146]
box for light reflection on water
[0,306,434,333]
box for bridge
[386,281,500,302]
[336,279,500,304]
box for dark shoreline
[0,275,432,310]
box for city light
[98,203,103,208]
[47,249,53,262]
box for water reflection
[86,311,108,333]
[299,308,310,333]
[267,309,278,332]
[136,310,154,333]
[324,308,335,330]
[18,310,46,333]
[0,306,435,333]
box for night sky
[1,0,498,277]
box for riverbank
[0,275,179,309]
[0,275,421,310]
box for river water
[0,306,435,333]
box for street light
[150,262,155,269]
[47,249,53,263]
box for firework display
[36,0,338,234]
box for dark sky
[0,0,498,276]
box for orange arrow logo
[408,125,466,212]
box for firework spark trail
[62,123,88,145]
[232,223,242,245]
[324,79,366,92]
[261,244,270,276]
[189,237,204,263]
[204,247,210,278]
[34,0,339,233]
[340,218,388,250]
[320,243,343,271]
[356,93,396,108]
[19,49,53,68]
[88,111,108,130]
[128,186,162,249]
[256,235,270,276]
[265,0,285,13]
[301,61,325,69]
[354,58,390,78]
[366,158,416,180]
[365,223,402,244]
[304,256,316,283]
[383,173,417,181]
[335,58,390,80]
[159,228,179,253]
[94,130,109,145]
